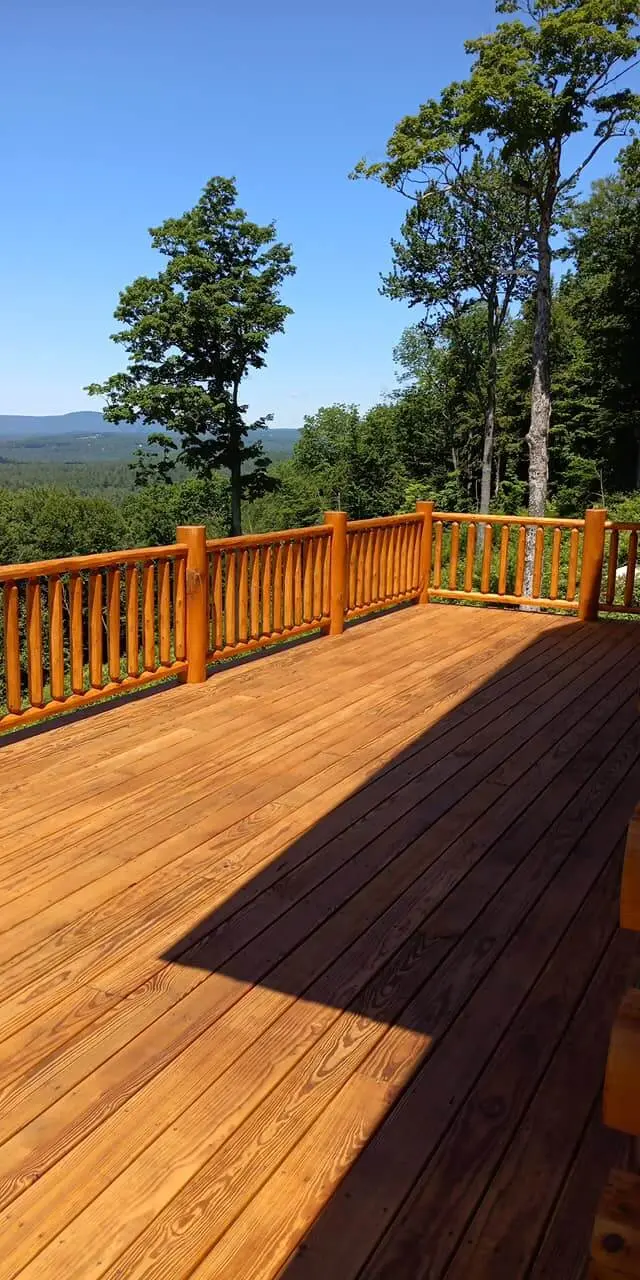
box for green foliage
[87,176,295,533]
[392,309,516,507]
[130,432,179,487]
[565,139,640,486]
[357,126,537,514]
[361,0,640,521]
[286,404,408,521]
[121,476,228,545]
[459,1,640,186]
[0,488,128,564]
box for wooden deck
[0,602,639,1279]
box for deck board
[0,603,638,1279]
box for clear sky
[1,0,636,428]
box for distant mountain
[0,412,300,451]
[0,412,141,438]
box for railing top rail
[433,512,585,529]
[605,521,640,531]
[205,525,331,552]
[346,513,423,531]
[0,542,187,583]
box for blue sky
[1,1,637,428]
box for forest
[3,0,640,566]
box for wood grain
[0,606,639,1280]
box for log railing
[345,512,425,620]
[0,544,188,730]
[600,522,640,615]
[428,511,588,612]
[205,525,332,665]
[0,503,634,732]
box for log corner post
[176,525,208,682]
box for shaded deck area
[0,602,639,1278]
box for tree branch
[558,124,623,193]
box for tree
[130,431,179,487]
[392,310,522,508]
[565,139,640,485]
[121,475,228,546]
[88,177,295,534]
[0,487,127,563]
[357,147,536,520]
[283,403,408,521]
[455,0,640,540]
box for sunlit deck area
[1,601,639,1279]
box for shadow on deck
[157,609,640,1279]
[0,604,639,1279]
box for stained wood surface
[604,988,640,1137]
[0,604,638,1280]
[622,807,640,931]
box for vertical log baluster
[88,571,103,688]
[532,526,545,599]
[262,545,273,635]
[284,541,295,628]
[250,548,261,638]
[49,575,65,700]
[107,568,121,681]
[26,581,44,707]
[550,528,561,600]
[294,540,303,624]
[174,556,187,661]
[355,532,365,607]
[210,552,222,652]
[567,528,580,601]
[606,528,619,606]
[302,541,313,622]
[70,572,85,691]
[371,527,382,603]
[2,581,21,712]
[273,544,284,632]
[625,531,638,608]
[3,583,21,713]
[311,539,323,620]
[391,525,401,596]
[142,563,155,670]
[225,551,237,647]
[433,522,443,591]
[158,560,171,666]
[238,549,249,642]
[498,526,510,596]
[322,533,331,618]
[515,526,527,596]
[481,524,493,594]
[448,522,460,590]
[364,530,374,604]
[464,524,477,592]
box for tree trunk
[230,384,242,536]
[477,306,498,561]
[523,200,553,598]
[480,321,498,516]
[230,455,242,535]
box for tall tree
[566,139,640,485]
[456,0,640,539]
[393,310,520,508]
[357,147,535,519]
[87,177,295,534]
